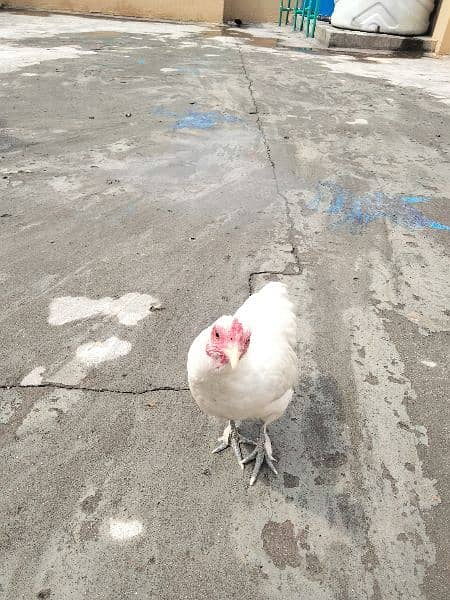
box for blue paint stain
[153,106,240,130]
[175,111,239,130]
[310,182,449,233]
[403,195,427,204]
[153,106,178,118]
[177,66,200,75]
[327,192,346,214]
[137,58,145,65]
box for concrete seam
[237,44,302,293]
[0,383,189,395]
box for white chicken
[187,282,298,485]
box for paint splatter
[16,389,82,437]
[153,107,239,130]
[175,111,239,130]
[153,106,178,118]
[137,58,145,65]
[346,118,368,125]
[160,65,199,75]
[308,182,449,233]
[75,336,131,365]
[20,366,46,386]
[421,360,437,368]
[48,293,161,326]
[109,519,143,540]
[0,45,95,74]
[47,337,132,385]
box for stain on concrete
[48,293,161,326]
[79,519,100,542]
[381,462,399,496]
[283,472,299,488]
[175,110,239,130]
[261,520,301,569]
[20,366,46,386]
[305,552,323,575]
[154,106,240,130]
[364,372,379,385]
[309,182,450,232]
[80,490,102,514]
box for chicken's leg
[240,424,278,485]
[212,420,255,469]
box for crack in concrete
[247,269,295,295]
[237,44,302,295]
[0,383,189,396]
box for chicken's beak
[224,344,240,370]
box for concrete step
[315,21,436,52]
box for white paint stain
[421,360,436,368]
[346,118,368,125]
[49,175,82,195]
[319,54,450,106]
[16,389,83,437]
[108,139,132,153]
[20,366,46,386]
[109,519,143,540]
[345,306,438,593]
[75,336,131,365]
[0,45,94,74]
[47,337,132,386]
[20,221,44,231]
[366,226,450,333]
[160,67,178,73]
[48,293,161,327]
[0,13,203,41]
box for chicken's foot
[241,425,278,485]
[212,420,255,469]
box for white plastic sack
[331,0,435,36]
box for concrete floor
[0,11,449,600]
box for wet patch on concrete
[78,518,100,542]
[80,490,102,515]
[283,472,300,488]
[261,520,302,569]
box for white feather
[187,282,298,424]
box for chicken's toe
[241,426,278,486]
[212,420,254,470]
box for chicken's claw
[241,426,278,485]
[212,420,254,469]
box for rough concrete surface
[0,11,449,600]
[314,21,436,52]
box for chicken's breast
[187,282,298,424]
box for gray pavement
[0,11,449,600]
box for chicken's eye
[215,331,220,339]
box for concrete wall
[4,0,280,24]
[4,0,225,23]
[223,0,278,23]
[433,0,450,54]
